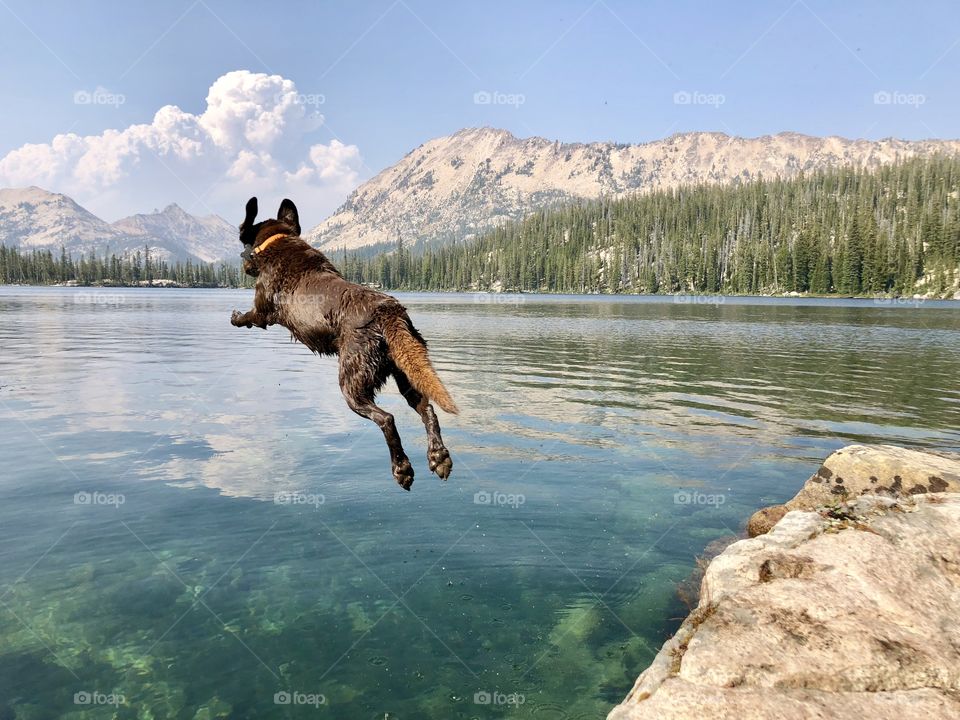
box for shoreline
[1,283,959,303]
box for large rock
[609,446,960,720]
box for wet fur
[231,197,456,490]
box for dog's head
[239,197,301,277]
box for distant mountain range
[0,187,237,264]
[307,127,960,252]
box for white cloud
[0,70,363,223]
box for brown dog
[230,197,457,490]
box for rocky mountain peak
[305,128,960,252]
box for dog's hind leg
[339,343,415,490]
[394,370,452,480]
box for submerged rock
[609,445,960,720]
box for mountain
[112,204,236,263]
[0,187,236,263]
[306,128,960,252]
[0,186,143,256]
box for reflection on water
[0,288,958,718]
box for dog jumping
[230,197,457,490]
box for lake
[1,287,958,719]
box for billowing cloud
[0,70,363,223]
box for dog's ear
[241,197,258,233]
[277,198,301,236]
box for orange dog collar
[253,233,288,255]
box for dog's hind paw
[393,459,414,491]
[428,447,453,480]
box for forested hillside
[341,156,960,296]
[0,245,248,287]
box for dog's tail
[383,311,459,415]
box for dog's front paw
[393,459,415,491]
[230,310,249,328]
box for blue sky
[0,0,957,222]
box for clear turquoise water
[0,288,958,719]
